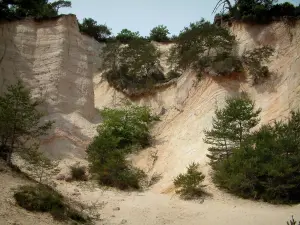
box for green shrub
[70,164,87,181]
[87,105,157,190]
[168,19,239,77]
[204,92,261,165]
[116,29,141,43]
[14,185,90,223]
[173,163,206,199]
[213,111,300,204]
[214,0,299,24]
[241,46,274,84]
[0,0,71,20]
[0,81,53,166]
[102,39,167,94]
[149,25,170,42]
[79,18,112,42]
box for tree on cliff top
[0,0,71,19]
[79,18,112,42]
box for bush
[216,0,299,24]
[70,164,87,181]
[242,46,274,84]
[102,39,167,94]
[87,105,158,190]
[149,25,170,42]
[204,93,261,165]
[116,29,141,43]
[79,18,112,42]
[168,19,239,77]
[173,163,206,199]
[0,81,53,166]
[0,0,71,20]
[213,111,300,204]
[14,185,90,223]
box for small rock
[74,188,80,193]
[120,219,127,224]
[65,175,72,182]
[111,215,116,218]
[113,207,120,211]
[56,174,65,180]
[72,192,81,196]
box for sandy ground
[0,163,65,225]
[2,163,299,225]
[53,178,300,225]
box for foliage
[116,29,141,43]
[14,185,90,223]
[204,92,261,165]
[242,46,274,84]
[213,111,300,204]
[103,39,167,94]
[214,0,300,24]
[0,0,71,19]
[70,164,87,181]
[166,70,182,80]
[168,19,240,77]
[173,163,206,199]
[87,105,157,190]
[0,81,53,166]
[79,18,112,42]
[149,25,170,42]
[24,150,59,183]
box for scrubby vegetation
[102,39,169,95]
[116,29,141,43]
[14,184,90,223]
[149,25,170,42]
[205,93,300,204]
[24,150,59,183]
[87,105,158,190]
[79,18,112,42]
[168,19,242,78]
[242,46,274,84]
[173,163,206,199]
[0,81,53,166]
[214,0,300,25]
[204,92,261,165]
[70,164,88,181]
[0,0,71,20]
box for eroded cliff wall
[93,21,300,192]
[0,15,104,160]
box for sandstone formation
[1,15,300,225]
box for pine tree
[204,92,261,164]
[0,81,53,165]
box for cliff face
[94,21,300,192]
[0,15,103,159]
[0,15,299,178]
[0,15,100,119]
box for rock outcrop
[0,15,103,159]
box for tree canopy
[0,0,71,19]
[149,25,170,42]
[0,81,53,165]
[102,38,165,94]
[79,18,112,42]
[204,93,261,165]
[116,29,141,43]
[168,19,240,77]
